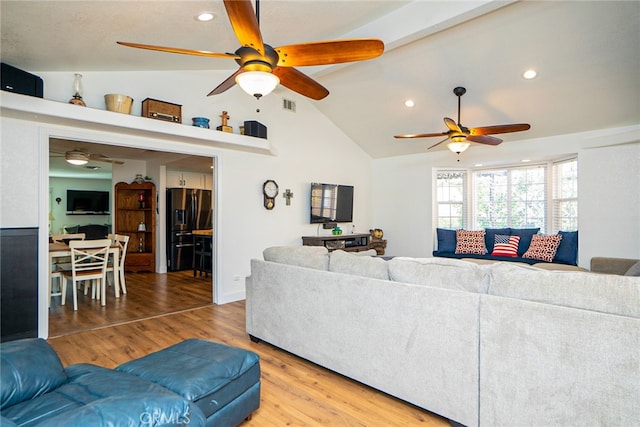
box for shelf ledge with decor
[0,91,271,154]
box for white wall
[579,143,640,264]
[1,70,373,337]
[49,177,111,234]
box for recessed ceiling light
[404,99,415,108]
[474,163,483,167]
[196,12,215,22]
[521,159,531,163]
[523,69,537,79]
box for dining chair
[60,239,111,311]
[49,233,86,307]
[106,233,130,296]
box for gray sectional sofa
[245,246,640,427]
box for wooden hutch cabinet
[114,181,156,272]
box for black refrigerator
[167,188,213,271]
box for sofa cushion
[329,249,389,280]
[353,249,378,256]
[1,338,68,410]
[484,228,511,253]
[435,228,457,253]
[1,363,191,426]
[455,230,486,255]
[487,263,640,318]
[491,235,520,257]
[34,393,204,427]
[554,230,578,265]
[388,257,489,293]
[263,246,329,270]
[626,261,640,277]
[509,228,540,256]
[523,234,562,262]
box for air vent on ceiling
[282,98,296,112]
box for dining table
[49,242,121,307]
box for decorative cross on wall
[283,189,294,206]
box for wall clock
[263,179,279,210]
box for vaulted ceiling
[2,1,639,161]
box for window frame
[434,158,578,234]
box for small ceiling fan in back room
[51,148,124,166]
[394,87,531,157]
[117,0,385,100]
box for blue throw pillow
[554,230,578,265]
[510,228,540,256]
[436,228,457,253]
[484,228,511,253]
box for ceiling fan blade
[96,158,125,165]
[394,132,449,139]
[275,39,384,67]
[207,68,243,96]
[224,0,265,56]
[428,137,450,150]
[116,41,238,60]
[89,154,125,165]
[444,117,461,132]
[467,134,503,145]
[470,123,531,136]
[272,67,329,100]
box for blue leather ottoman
[116,339,260,427]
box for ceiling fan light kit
[117,0,384,101]
[65,150,89,165]
[235,71,279,99]
[447,141,470,154]
[394,86,531,157]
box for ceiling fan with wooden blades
[394,86,531,154]
[52,149,125,166]
[117,0,384,100]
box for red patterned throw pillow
[455,230,486,255]
[522,234,563,262]
[491,234,520,257]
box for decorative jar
[192,117,210,128]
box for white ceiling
[49,138,215,179]
[2,1,639,162]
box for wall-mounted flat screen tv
[310,183,353,224]
[66,190,110,215]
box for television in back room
[310,183,354,224]
[66,190,110,214]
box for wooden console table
[302,233,371,252]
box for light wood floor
[47,270,449,426]
[49,270,213,337]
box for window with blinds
[436,171,467,229]
[551,158,578,232]
[473,164,547,231]
[435,160,576,234]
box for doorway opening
[48,137,217,337]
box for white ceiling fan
[51,148,125,166]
